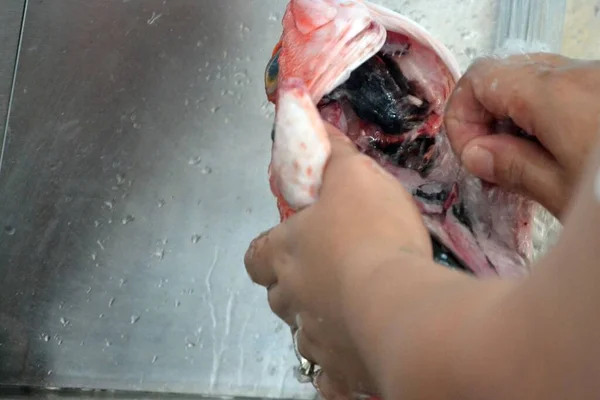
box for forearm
[341,257,515,399]
[343,141,600,399]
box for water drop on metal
[191,234,202,244]
[188,156,202,166]
[121,215,135,225]
[4,225,16,236]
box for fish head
[265,0,387,104]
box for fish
[264,1,541,397]
[264,0,537,279]
[264,0,539,278]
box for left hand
[244,123,435,398]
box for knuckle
[500,156,525,191]
[267,286,288,318]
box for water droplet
[196,40,203,47]
[60,317,69,327]
[154,249,165,260]
[186,342,195,348]
[108,297,115,307]
[99,314,104,318]
[91,252,97,261]
[464,47,477,59]
[188,156,202,166]
[104,200,114,210]
[175,299,181,307]
[42,334,50,342]
[210,106,221,114]
[130,315,140,324]
[86,286,92,294]
[119,278,127,287]
[133,122,141,129]
[105,339,111,347]
[121,215,135,225]
[201,166,212,175]
[94,220,100,228]
[4,225,16,236]
[57,339,63,345]
[191,234,202,244]
[158,199,166,208]
[152,355,158,364]
[116,173,126,185]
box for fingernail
[462,145,495,182]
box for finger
[244,226,285,288]
[461,134,568,217]
[314,371,350,400]
[320,121,394,194]
[323,122,360,160]
[266,283,296,325]
[444,53,571,157]
[295,326,318,364]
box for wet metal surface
[0,0,508,398]
[0,1,306,397]
[0,0,24,137]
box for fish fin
[271,78,332,210]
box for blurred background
[0,0,598,399]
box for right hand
[444,54,600,218]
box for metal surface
[0,0,25,138]
[496,0,567,52]
[0,0,501,398]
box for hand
[444,54,600,218]
[244,123,436,398]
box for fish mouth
[315,30,474,274]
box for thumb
[323,122,359,159]
[461,134,568,217]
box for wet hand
[244,123,434,398]
[444,54,600,218]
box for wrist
[339,254,517,399]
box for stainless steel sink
[0,0,592,398]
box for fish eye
[265,49,280,97]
